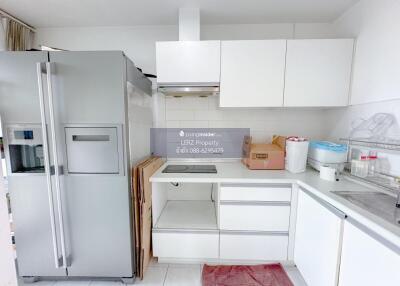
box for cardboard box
[242,135,286,170]
[132,157,165,279]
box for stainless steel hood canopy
[157,85,219,97]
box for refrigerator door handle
[36,62,62,269]
[45,62,68,268]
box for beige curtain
[5,18,32,51]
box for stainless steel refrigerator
[0,51,152,283]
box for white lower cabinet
[294,188,345,286]
[152,230,219,259]
[338,220,400,286]
[220,232,288,260]
[220,184,292,202]
[220,203,291,232]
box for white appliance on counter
[308,141,348,172]
[0,51,152,283]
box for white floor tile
[19,281,56,286]
[135,267,168,286]
[148,257,168,269]
[54,281,91,286]
[164,267,201,286]
[284,266,308,286]
[89,281,124,286]
[167,263,201,270]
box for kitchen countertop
[150,161,400,248]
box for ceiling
[0,0,359,28]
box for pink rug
[202,263,294,286]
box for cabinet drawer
[220,232,288,260]
[220,203,290,231]
[152,230,219,259]
[220,184,291,202]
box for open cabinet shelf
[155,200,217,230]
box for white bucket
[285,141,309,173]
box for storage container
[285,140,309,173]
[308,141,348,163]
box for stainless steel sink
[332,191,400,226]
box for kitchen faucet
[397,178,400,208]
[397,190,400,208]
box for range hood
[157,85,219,97]
[156,8,221,97]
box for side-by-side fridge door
[0,52,67,277]
[48,51,134,278]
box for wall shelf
[343,171,398,193]
[340,138,400,193]
[340,138,400,152]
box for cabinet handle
[153,228,219,234]
[220,201,290,206]
[220,230,289,236]
[300,187,346,219]
[347,217,400,255]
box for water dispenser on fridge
[6,125,45,174]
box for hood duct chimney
[179,8,200,41]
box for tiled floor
[19,259,307,286]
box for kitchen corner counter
[150,161,400,248]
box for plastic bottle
[351,152,369,178]
[359,153,369,178]
[368,150,378,176]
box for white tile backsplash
[161,96,329,142]
[159,95,400,174]
[165,110,195,121]
[325,99,400,141]
[325,99,400,176]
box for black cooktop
[162,164,217,174]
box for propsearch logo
[179,130,185,137]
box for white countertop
[151,161,400,248]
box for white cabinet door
[284,39,354,107]
[220,184,292,202]
[153,230,219,259]
[156,41,220,84]
[220,203,290,232]
[220,40,286,107]
[339,220,400,286]
[220,232,288,261]
[294,189,345,286]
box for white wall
[326,0,400,140]
[34,23,336,75]
[34,22,336,141]
[332,0,400,105]
[34,25,178,75]
[323,0,400,176]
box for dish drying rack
[339,138,400,193]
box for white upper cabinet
[338,220,400,286]
[284,39,354,107]
[156,41,221,85]
[294,189,345,286]
[220,40,286,107]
